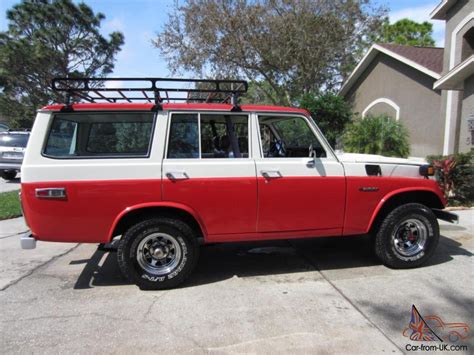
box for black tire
[374,203,439,268]
[117,217,199,290]
[1,170,17,180]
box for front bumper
[432,209,459,224]
[20,232,36,249]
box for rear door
[255,114,345,234]
[162,112,257,236]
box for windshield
[0,134,29,148]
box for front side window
[259,115,326,158]
[166,113,249,159]
[44,112,154,158]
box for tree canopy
[0,0,124,128]
[153,0,386,105]
[373,18,436,47]
[299,93,352,148]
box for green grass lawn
[0,190,22,220]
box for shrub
[427,151,474,206]
[342,114,410,158]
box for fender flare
[107,201,208,241]
[366,187,445,233]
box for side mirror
[309,144,317,159]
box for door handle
[166,172,189,181]
[261,170,282,179]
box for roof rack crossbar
[51,77,248,107]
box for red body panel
[21,177,444,244]
[343,177,445,235]
[256,176,346,232]
[21,179,162,243]
[162,177,258,235]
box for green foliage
[0,0,124,128]
[342,114,410,158]
[0,190,22,220]
[299,93,352,148]
[373,18,436,47]
[154,0,387,105]
[427,151,474,206]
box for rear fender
[107,202,208,242]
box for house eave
[433,56,474,90]
[339,44,441,97]
[430,0,457,20]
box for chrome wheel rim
[137,233,181,276]
[392,218,428,257]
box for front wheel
[374,203,439,268]
[117,217,199,290]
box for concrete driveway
[0,174,20,193]
[0,211,473,354]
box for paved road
[0,174,20,193]
[0,211,473,354]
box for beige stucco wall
[458,75,474,153]
[345,53,443,158]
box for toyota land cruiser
[19,77,457,290]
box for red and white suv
[20,78,457,289]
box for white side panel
[22,111,167,183]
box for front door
[255,114,345,233]
[162,112,257,236]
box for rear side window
[44,112,155,158]
[166,113,249,159]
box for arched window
[461,27,474,62]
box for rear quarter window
[43,112,155,158]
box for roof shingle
[378,43,444,74]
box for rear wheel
[374,203,439,268]
[117,217,199,290]
[1,170,17,180]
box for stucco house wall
[437,0,474,154]
[345,53,443,157]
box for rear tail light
[35,188,67,199]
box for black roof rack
[51,77,248,111]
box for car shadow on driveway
[72,234,472,290]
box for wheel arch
[367,188,445,233]
[108,202,207,242]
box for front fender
[366,186,445,233]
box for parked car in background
[0,123,9,132]
[0,131,30,180]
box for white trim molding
[362,98,400,120]
[442,12,474,155]
[339,44,441,97]
[430,0,457,20]
[434,56,474,90]
[449,12,474,70]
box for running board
[432,209,459,224]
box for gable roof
[339,44,444,97]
